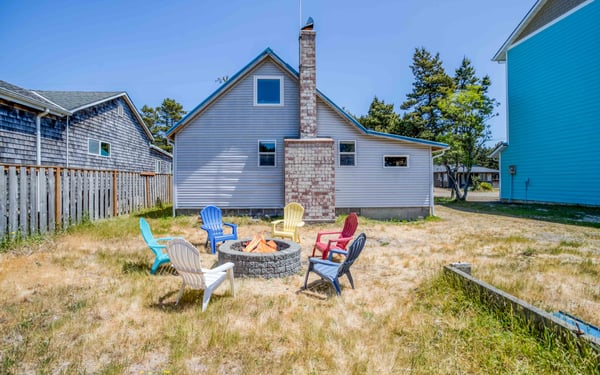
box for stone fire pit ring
[218,238,301,278]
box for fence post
[113,170,118,217]
[55,167,61,230]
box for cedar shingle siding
[515,0,587,43]
[0,88,171,172]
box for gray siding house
[0,80,172,173]
[166,20,447,221]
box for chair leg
[346,271,355,289]
[332,279,342,295]
[227,269,235,297]
[311,245,317,257]
[150,258,161,275]
[211,241,217,254]
[303,263,313,289]
[175,282,186,305]
[202,287,214,312]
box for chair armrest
[271,219,284,225]
[326,236,353,248]
[315,231,342,242]
[209,262,235,273]
[224,222,238,236]
[309,257,338,266]
[327,248,348,261]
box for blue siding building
[492,0,600,205]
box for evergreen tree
[358,96,400,133]
[140,98,186,153]
[438,58,498,200]
[400,48,454,140]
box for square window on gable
[254,76,283,106]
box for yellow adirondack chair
[271,202,305,242]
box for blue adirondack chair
[139,217,180,274]
[303,233,367,295]
[200,205,238,254]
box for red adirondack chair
[311,212,359,259]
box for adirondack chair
[303,233,367,295]
[312,212,359,259]
[200,205,238,254]
[271,202,305,242]
[166,239,235,312]
[139,217,181,274]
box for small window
[155,160,161,173]
[384,155,408,168]
[117,103,124,117]
[254,76,283,106]
[339,140,356,166]
[88,139,111,157]
[258,140,276,166]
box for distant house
[166,19,447,221]
[492,0,599,205]
[433,165,499,189]
[0,80,172,173]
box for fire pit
[218,238,301,278]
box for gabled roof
[33,90,123,112]
[0,79,154,141]
[166,48,448,151]
[0,80,69,115]
[493,0,591,62]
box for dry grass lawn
[1,204,599,374]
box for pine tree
[358,96,400,133]
[140,98,186,153]
[400,48,455,140]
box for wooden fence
[0,164,172,240]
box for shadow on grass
[122,261,178,276]
[438,200,600,228]
[133,206,173,219]
[151,289,232,312]
[297,279,338,300]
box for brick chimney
[299,17,317,138]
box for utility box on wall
[509,165,517,175]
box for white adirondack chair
[166,239,235,312]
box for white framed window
[254,75,284,106]
[383,155,409,168]
[88,139,111,157]
[258,140,276,167]
[117,103,124,117]
[155,160,161,173]
[339,140,356,166]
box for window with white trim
[117,103,124,117]
[339,140,356,166]
[383,155,408,168]
[155,160,161,173]
[254,76,283,106]
[88,139,111,157]
[258,140,276,166]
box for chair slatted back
[201,205,224,236]
[167,239,207,289]
[140,218,160,253]
[338,212,359,249]
[283,202,304,232]
[337,233,367,277]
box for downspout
[66,116,70,167]
[36,108,50,165]
[430,150,447,216]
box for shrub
[478,182,493,191]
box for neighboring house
[0,80,172,173]
[166,19,447,221]
[492,0,599,205]
[433,165,499,189]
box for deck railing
[0,164,172,240]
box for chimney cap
[301,16,314,30]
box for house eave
[489,142,508,159]
[0,88,70,116]
[492,0,546,62]
[150,144,173,159]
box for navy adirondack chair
[140,217,180,274]
[303,233,367,295]
[200,205,238,254]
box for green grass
[439,200,600,228]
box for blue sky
[0,0,534,144]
